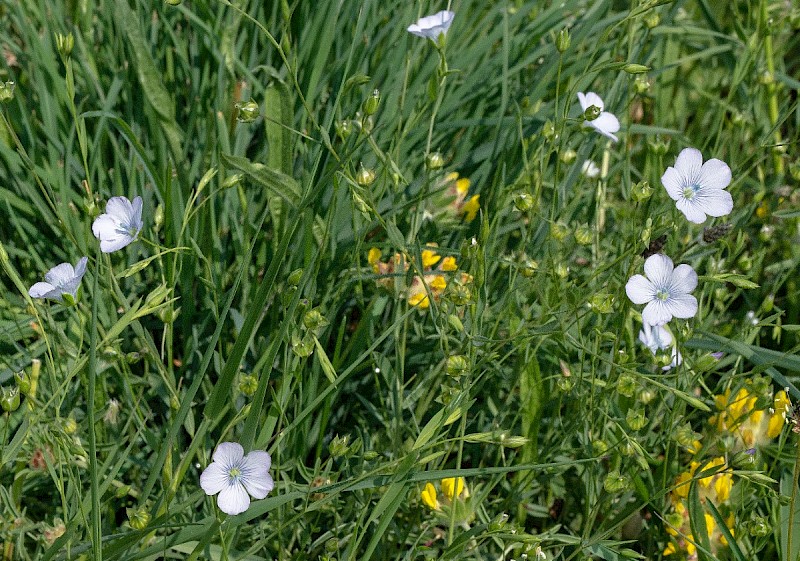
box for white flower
[200,442,274,516]
[29,257,88,302]
[625,254,698,326]
[638,322,672,354]
[661,148,733,224]
[407,10,455,40]
[638,323,682,371]
[581,160,600,178]
[92,196,143,253]
[577,92,620,142]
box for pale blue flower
[92,196,143,253]
[200,442,274,515]
[29,257,88,302]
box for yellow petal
[462,194,480,222]
[421,483,439,509]
[368,247,382,265]
[439,256,457,272]
[441,477,465,500]
[421,249,441,268]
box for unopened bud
[555,28,571,53]
[335,120,353,141]
[633,77,650,94]
[617,374,637,398]
[603,470,630,493]
[287,268,303,286]
[127,507,151,530]
[235,100,259,123]
[55,33,74,59]
[631,180,653,202]
[446,355,469,378]
[425,152,445,170]
[0,81,15,104]
[575,224,593,245]
[623,63,650,75]
[513,192,535,212]
[362,89,380,116]
[560,148,577,165]
[239,374,258,397]
[303,308,329,333]
[555,263,569,279]
[644,12,660,29]
[1,386,20,412]
[626,408,648,430]
[550,222,569,242]
[355,166,376,187]
[329,434,350,457]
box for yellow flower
[368,247,381,265]
[441,477,465,500]
[430,275,447,292]
[462,194,480,222]
[408,290,430,309]
[421,483,439,510]
[768,390,791,438]
[439,256,457,272]
[663,542,676,556]
[421,248,441,268]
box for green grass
[1,0,799,559]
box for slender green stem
[760,0,784,176]
[88,251,102,561]
[788,436,800,561]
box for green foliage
[0,0,799,560]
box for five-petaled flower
[626,254,698,326]
[577,92,620,142]
[661,148,733,224]
[92,196,144,253]
[407,10,455,41]
[29,257,88,303]
[200,442,274,516]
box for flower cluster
[368,245,471,309]
[27,195,143,305]
[663,379,790,558]
[420,477,473,525]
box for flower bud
[626,408,648,430]
[363,450,379,460]
[325,538,339,553]
[603,470,630,493]
[559,148,577,165]
[446,355,469,378]
[647,137,669,155]
[158,306,180,324]
[239,374,258,397]
[644,12,660,29]
[127,507,151,530]
[542,119,556,141]
[425,152,445,170]
[287,268,303,286]
[169,395,181,411]
[631,180,653,202]
[555,263,569,279]
[589,293,614,314]
[555,28,571,53]
[303,308,329,333]
[63,417,78,434]
[362,89,380,116]
[592,439,609,455]
[633,77,650,94]
[513,192,535,212]
[617,374,637,398]
[758,71,774,86]
[575,224,593,245]
[550,221,569,242]
[355,166,376,187]
[520,255,539,277]
[748,517,770,537]
[583,105,602,121]
[55,33,74,59]
[235,100,259,123]
[1,386,20,412]
[623,63,650,75]
[0,81,15,104]
[335,119,353,141]
[329,434,350,457]
[291,332,314,357]
[14,371,31,395]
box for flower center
[655,289,670,302]
[228,466,242,483]
[682,183,701,200]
